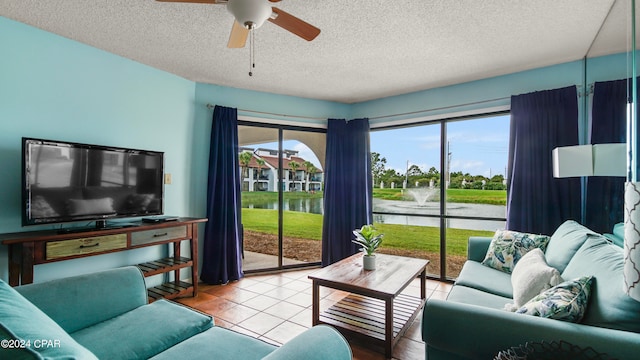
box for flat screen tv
[22,137,164,228]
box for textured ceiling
[0,0,634,103]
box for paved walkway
[242,251,307,272]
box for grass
[241,208,495,256]
[243,208,323,240]
[445,189,507,205]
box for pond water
[243,197,506,231]
[243,197,324,214]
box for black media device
[22,137,165,229]
[141,216,178,223]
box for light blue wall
[0,16,197,283]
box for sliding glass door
[238,123,325,272]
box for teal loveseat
[0,266,352,360]
[422,220,640,359]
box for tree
[256,158,266,179]
[303,160,316,182]
[426,166,439,178]
[407,164,423,177]
[289,161,301,180]
[380,168,403,186]
[371,152,387,185]
[239,151,252,178]
[490,174,505,183]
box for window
[371,112,509,279]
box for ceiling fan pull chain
[248,30,255,76]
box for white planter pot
[363,255,376,270]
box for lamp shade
[553,143,626,178]
[593,143,626,176]
[552,145,593,177]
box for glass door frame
[239,120,325,274]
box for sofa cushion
[455,260,513,298]
[516,276,594,323]
[16,266,148,333]
[604,222,624,248]
[0,280,98,360]
[544,220,596,273]
[445,284,512,310]
[481,229,550,274]
[510,248,562,308]
[72,299,213,360]
[148,327,276,360]
[561,237,640,333]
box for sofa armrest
[422,299,640,360]
[261,325,351,360]
[467,236,492,262]
[15,266,148,333]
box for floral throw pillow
[481,229,550,273]
[516,276,594,323]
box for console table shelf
[1,217,207,302]
[137,256,193,277]
[148,280,194,301]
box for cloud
[450,159,485,173]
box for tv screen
[22,138,164,227]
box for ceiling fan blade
[268,7,320,41]
[155,0,226,4]
[268,0,282,2]
[228,21,249,48]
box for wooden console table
[309,253,428,359]
[1,217,207,301]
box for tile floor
[177,268,452,360]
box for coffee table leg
[385,297,393,358]
[312,280,319,326]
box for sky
[370,114,510,178]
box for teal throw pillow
[481,229,550,274]
[516,276,594,323]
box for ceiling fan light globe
[227,0,272,30]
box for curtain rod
[367,96,511,121]
[207,83,589,122]
[206,103,327,121]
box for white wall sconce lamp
[552,143,626,178]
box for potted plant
[352,224,384,270]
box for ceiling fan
[156,0,321,48]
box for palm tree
[256,158,266,178]
[239,151,252,179]
[303,161,317,192]
[303,160,316,181]
[288,161,300,190]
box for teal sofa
[0,266,351,360]
[422,220,640,359]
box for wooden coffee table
[309,253,429,358]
